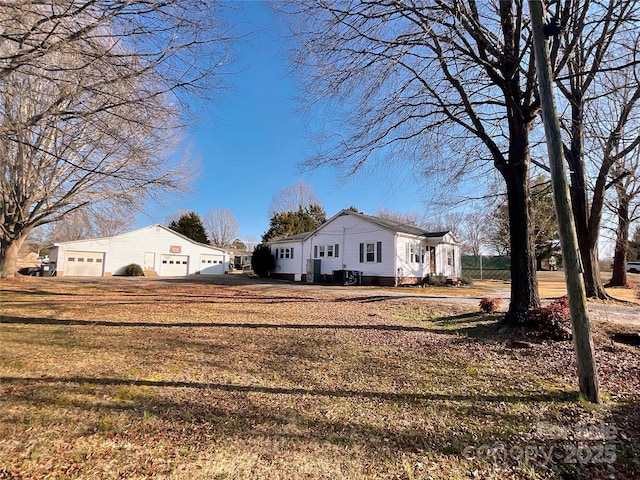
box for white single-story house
[47,224,230,277]
[268,209,461,286]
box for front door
[144,252,155,273]
[429,246,436,274]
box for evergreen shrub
[124,263,144,276]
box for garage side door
[200,254,225,275]
[65,251,105,276]
[160,255,189,276]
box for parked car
[627,261,640,274]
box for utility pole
[528,0,600,403]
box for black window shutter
[335,244,339,258]
[291,247,294,259]
[314,245,318,258]
[377,241,382,263]
[359,243,364,263]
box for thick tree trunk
[579,242,607,297]
[609,196,630,286]
[566,159,608,298]
[564,92,608,299]
[501,163,541,327]
[0,236,26,278]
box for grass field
[0,276,639,479]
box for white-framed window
[314,244,339,259]
[406,243,423,263]
[360,242,382,263]
[413,245,425,264]
[366,243,375,262]
[447,248,454,267]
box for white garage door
[200,254,225,275]
[160,255,189,276]
[65,251,105,276]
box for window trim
[360,242,382,263]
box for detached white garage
[48,225,230,277]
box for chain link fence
[462,255,511,281]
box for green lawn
[0,277,638,479]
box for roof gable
[51,224,226,253]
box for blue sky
[139,1,429,243]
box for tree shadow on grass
[0,288,78,296]
[0,375,579,406]
[603,401,640,477]
[3,375,634,478]
[1,290,322,305]
[423,312,505,340]
[0,315,440,331]
[0,375,578,462]
[0,311,514,347]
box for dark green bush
[251,244,274,278]
[124,263,144,277]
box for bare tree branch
[204,208,240,248]
[0,0,233,277]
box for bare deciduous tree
[284,1,556,326]
[0,0,231,277]
[244,235,259,253]
[423,212,465,240]
[285,0,640,322]
[608,150,640,285]
[37,202,136,244]
[459,212,489,256]
[268,180,321,217]
[205,208,240,248]
[555,0,640,298]
[375,208,422,226]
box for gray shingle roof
[347,210,450,238]
[268,231,312,243]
